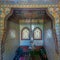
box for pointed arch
[21,27,30,40]
[33,27,42,40]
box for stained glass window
[21,27,30,40]
[33,27,42,40]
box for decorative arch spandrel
[0,7,11,41]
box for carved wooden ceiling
[8,8,52,24]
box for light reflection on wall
[32,25,34,30]
[46,29,52,38]
[9,29,16,39]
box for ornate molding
[0,7,11,37]
[0,7,11,60]
[0,4,59,8]
[48,7,60,54]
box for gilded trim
[0,4,59,8]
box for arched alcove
[1,8,58,60]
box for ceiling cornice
[0,4,60,8]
